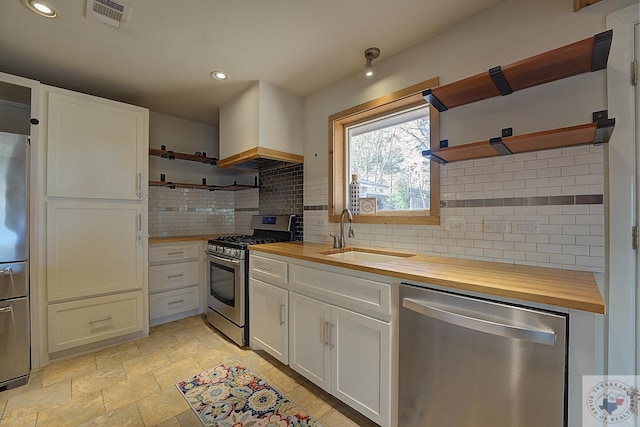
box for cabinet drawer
[149,261,199,293]
[290,264,391,321]
[48,291,144,353]
[149,244,199,263]
[250,255,288,287]
[149,286,199,320]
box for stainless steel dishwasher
[399,283,568,427]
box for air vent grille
[85,0,131,30]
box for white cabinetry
[43,86,148,356]
[289,264,391,427]
[249,255,289,364]
[248,252,392,427]
[149,242,201,326]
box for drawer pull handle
[168,299,185,305]
[167,274,184,279]
[0,305,13,313]
[89,316,112,324]
[280,304,286,325]
[256,266,272,272]
[168,251,184,256]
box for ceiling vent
[85,0,131,30]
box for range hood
[217,81,304,171]
[216,147,303,171]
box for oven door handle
[207,253,242,268]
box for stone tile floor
[0,315,379,426]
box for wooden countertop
[248,241,605,314]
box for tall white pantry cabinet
[41,86,149,358]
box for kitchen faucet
[336,208,354,248]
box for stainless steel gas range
[205,214,295,346]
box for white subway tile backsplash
[304,141,605,272]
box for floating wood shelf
[149,179,258,191]
[149,148,218,165]
[423,111,615,164]
[423,30,613,112]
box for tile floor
[0,315,379,426]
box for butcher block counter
[248,241,605,314]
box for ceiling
[0,0,504,126]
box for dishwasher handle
[402,297,556,346]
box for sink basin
[321,248,414,263]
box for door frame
[605,3,639,380]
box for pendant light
[364,47,380,78]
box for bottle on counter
[349,174,360,215]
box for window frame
[328,77,440,225]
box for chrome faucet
[338,208,355,248]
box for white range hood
[218,80,304,171]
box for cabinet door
[47,200,144,301]
[289,291,331,392]
[331,305,391,427]
[46,91,146,200]
[249,278,288,364]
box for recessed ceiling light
[210,71,229,81]
[21,0,58,18]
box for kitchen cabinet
[289,296,391,427]
[46,200,144,302]
[43,85,149,357]
[149,242,201,326]
[248,251,392,427]
[47,291,144,353]
[289,262,392,427]
[46,91,146,200]
[422,30,615,164]
[249,254,289,364]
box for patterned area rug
[176,362,324,427]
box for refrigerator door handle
[402,297,556,346]
[0,305,13,313]
[0,267,12,275]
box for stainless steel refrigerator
[0,131,30,390]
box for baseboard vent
[85,0,131,30]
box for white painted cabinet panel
[148,241,202,326]
[149,261,199,293]
[46,91,146,200]
[47,200,144,302]
[331,305,391,426]
[149,285,199,321]
[289,291,331,392]
[48,291,144,353]
[249,278,288,364]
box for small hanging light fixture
[364,47,380,78]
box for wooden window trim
[328,77,441,225]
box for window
[329,77,440,224]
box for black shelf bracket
[422,149,447,164]
[161,150,175,159]
[439,139,449,148]
[203,158,218,165]
[489,136,513,155]
[422,89,448,112]
[502,127,513,138]
[591,29,613,71]
[489,66,513,96]
[164,182,176,189]
[592,110,616,145]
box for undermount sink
[321,248,415,263]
